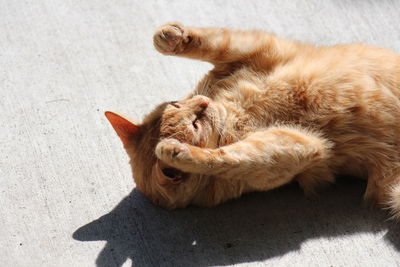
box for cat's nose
[178,95,210,111]
[193,95,210,109]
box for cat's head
[105,95,223,209]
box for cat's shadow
[73,178,399,267]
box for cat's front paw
[155,138,193,164]
[153,22,190,54]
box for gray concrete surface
[1,0,400,266]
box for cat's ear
[105,111,140,146]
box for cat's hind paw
[153,22,190,54]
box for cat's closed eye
[192,118,199,130]
[170,101,181,108]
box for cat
[105,22,400,218]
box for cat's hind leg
[388,180,400,219]
[387,179,400,219]
[365,165,400,219]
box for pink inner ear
[105,111,140,145]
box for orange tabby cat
[105,22,400,218]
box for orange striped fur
[106,22,400,218]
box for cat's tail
[387,182,400,220]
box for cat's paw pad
[155,138,191,162]
[153,22,189,54]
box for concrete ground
[1,0,400,266]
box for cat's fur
[105,22,400,218]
